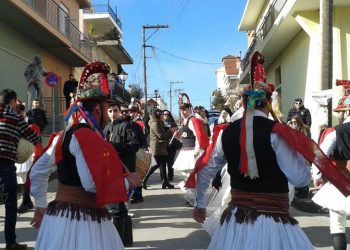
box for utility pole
[174,88,184,124]
[169,81,183,113]
[142,24,169,118]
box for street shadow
[127,229,210,250]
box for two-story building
[238,0,350,138]
[81,3,133,103]
[0,0,133,133]
[215,55,241,110]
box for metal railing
[241,38,257,73]
[83,4,122,30]
[241,0,287,73]
[259,0,288,39]
[23,0,92,60]
[43,96,66,116]
[109,80,131,103]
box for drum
[135,149,151,180]
[16,138,34,164]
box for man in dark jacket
[63,74,78,109]
[287,98,312,128]
[27,99,48,133]
[104,103,141,203]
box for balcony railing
[109,80,131,103]
[83,4,122,30]
[260,0,288,39]
[23,0,92,60]
[241,38,257,74]
[241,0,287,73]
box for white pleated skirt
[208,208,313,250]
[173,148,197,171]
[312,182,350,214]
[15,156,33,184]
[35,211,125,250]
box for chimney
[222,55,240,75]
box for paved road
[0,171,349,250]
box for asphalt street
[0,171,349,250]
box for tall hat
[76,61,111,102]
[334,96,350,112]
[334,80,350,112]
[65,61,112,133]
[239,51,276,179]
[178,92,192,109]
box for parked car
[207,110,220,126]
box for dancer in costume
[312,95,350,250]
[172,93,209,204]
[192,51,348,249]
[30,61,140,250]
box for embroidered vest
[222,117,288,193]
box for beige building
[0,0,134,132]
[215,55,241,110]
[0,0,92,132]
[81,3,133,103]
[238,0,350,138]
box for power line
[154,47,221,65]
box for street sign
[45,72,59,88]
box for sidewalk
[0,171,349,249]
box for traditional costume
[172,93,209,204]
[30,61,128,250]
[193,52,350,250]
[172,93,209,173]
[312,95,350,249]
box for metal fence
[241,0,287,73]
[260,0,288,39]
[23,0,92,60]
[83,4,122,29]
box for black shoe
[27,200,34,209]
[130,197,144,204]
[162,182,175,189]
[5,242,27,250]
[294,186,309,199]
[17,204,29,214]
[142,182,148,190]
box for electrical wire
[153,47,221,65]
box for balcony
[83,4,122,36]
[240,0,290,83]
[0,0,92,66]
[109,80,131,104]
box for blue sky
[93,0,247,110]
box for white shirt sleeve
[30,136,59,208]
[311,130,337,179]
[69,135,96,193]
[195,131,227,208]
[271,133,311,187]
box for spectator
[104,104,141,203]
[27,99,48,133]
[287,98,312,128]
[287,115,310,137]
[14,102,34,214]
[128,104,147,203]
[63,74,78,109]
[287,115,311,199]
[0,89,39,250]
[143,108,175,189]
[162,109,179,181]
